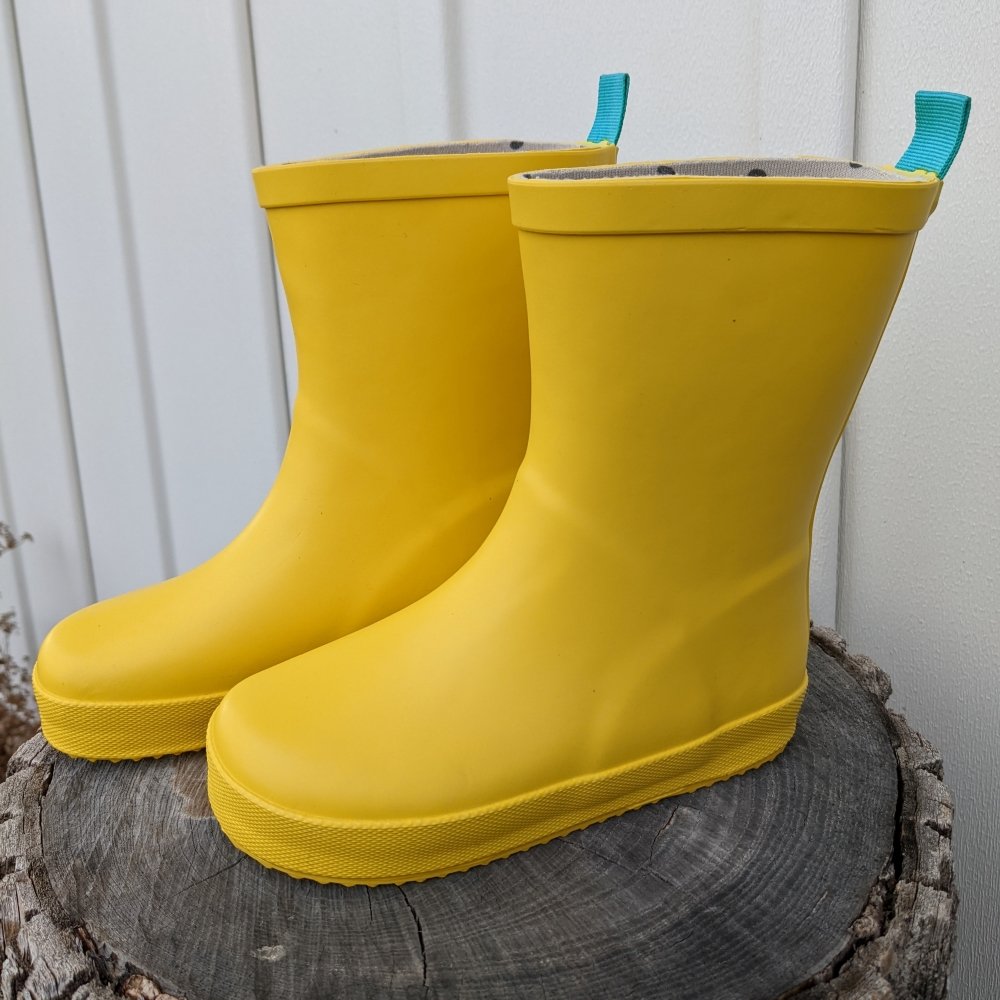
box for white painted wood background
[0,2,995,995]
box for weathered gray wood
[0,738,117,1000]
[0,629,957,999]
[787,628,958,1000]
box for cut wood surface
[0,628,956,999]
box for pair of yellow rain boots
[34,78,969,886]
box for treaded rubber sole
[206,673,808,886]
[33,675,223,761]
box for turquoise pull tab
[587,72,630,145]
[895,90,971,179]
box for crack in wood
[171,857,245,898]
[396,885,429,997]
[645,806,679,868]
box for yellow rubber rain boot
[206,92,969,885]
[33,78,627,761]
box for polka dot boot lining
[341,140,578,160]
[524,158,923,182]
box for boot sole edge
[33,676,223,761]
[206,672,808,885]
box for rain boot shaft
[34,139,617,760]
[207,155,943,885]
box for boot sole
[34,675,223,761]
[206,672,808,885]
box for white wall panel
[845,4,1000,995]
[450,0,859,623]
[757,0,859,155]
[0,0,94,651]
[14,0,174,599]
[448,0,857,158]
[97,1,288,574]
[14,0,289,597]
[251,0,452,163]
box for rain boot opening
[342,140,580,160]
[523,159,926,182]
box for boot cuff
[254,141,616,208]
[509,157,941,235]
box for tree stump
[0,627,956,999]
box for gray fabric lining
[525,158,922,182]
[341,140,577,160]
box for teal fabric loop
[587,72,630,144]
[895,90,971,179]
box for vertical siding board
[757,0,859,155]
[13,0,171,600]
[251,3,408,165]
[98,0,289,574]
[1,0,95,654]
[450,1,758,156]
[393,0,454,142]
[847,4,1000,994]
